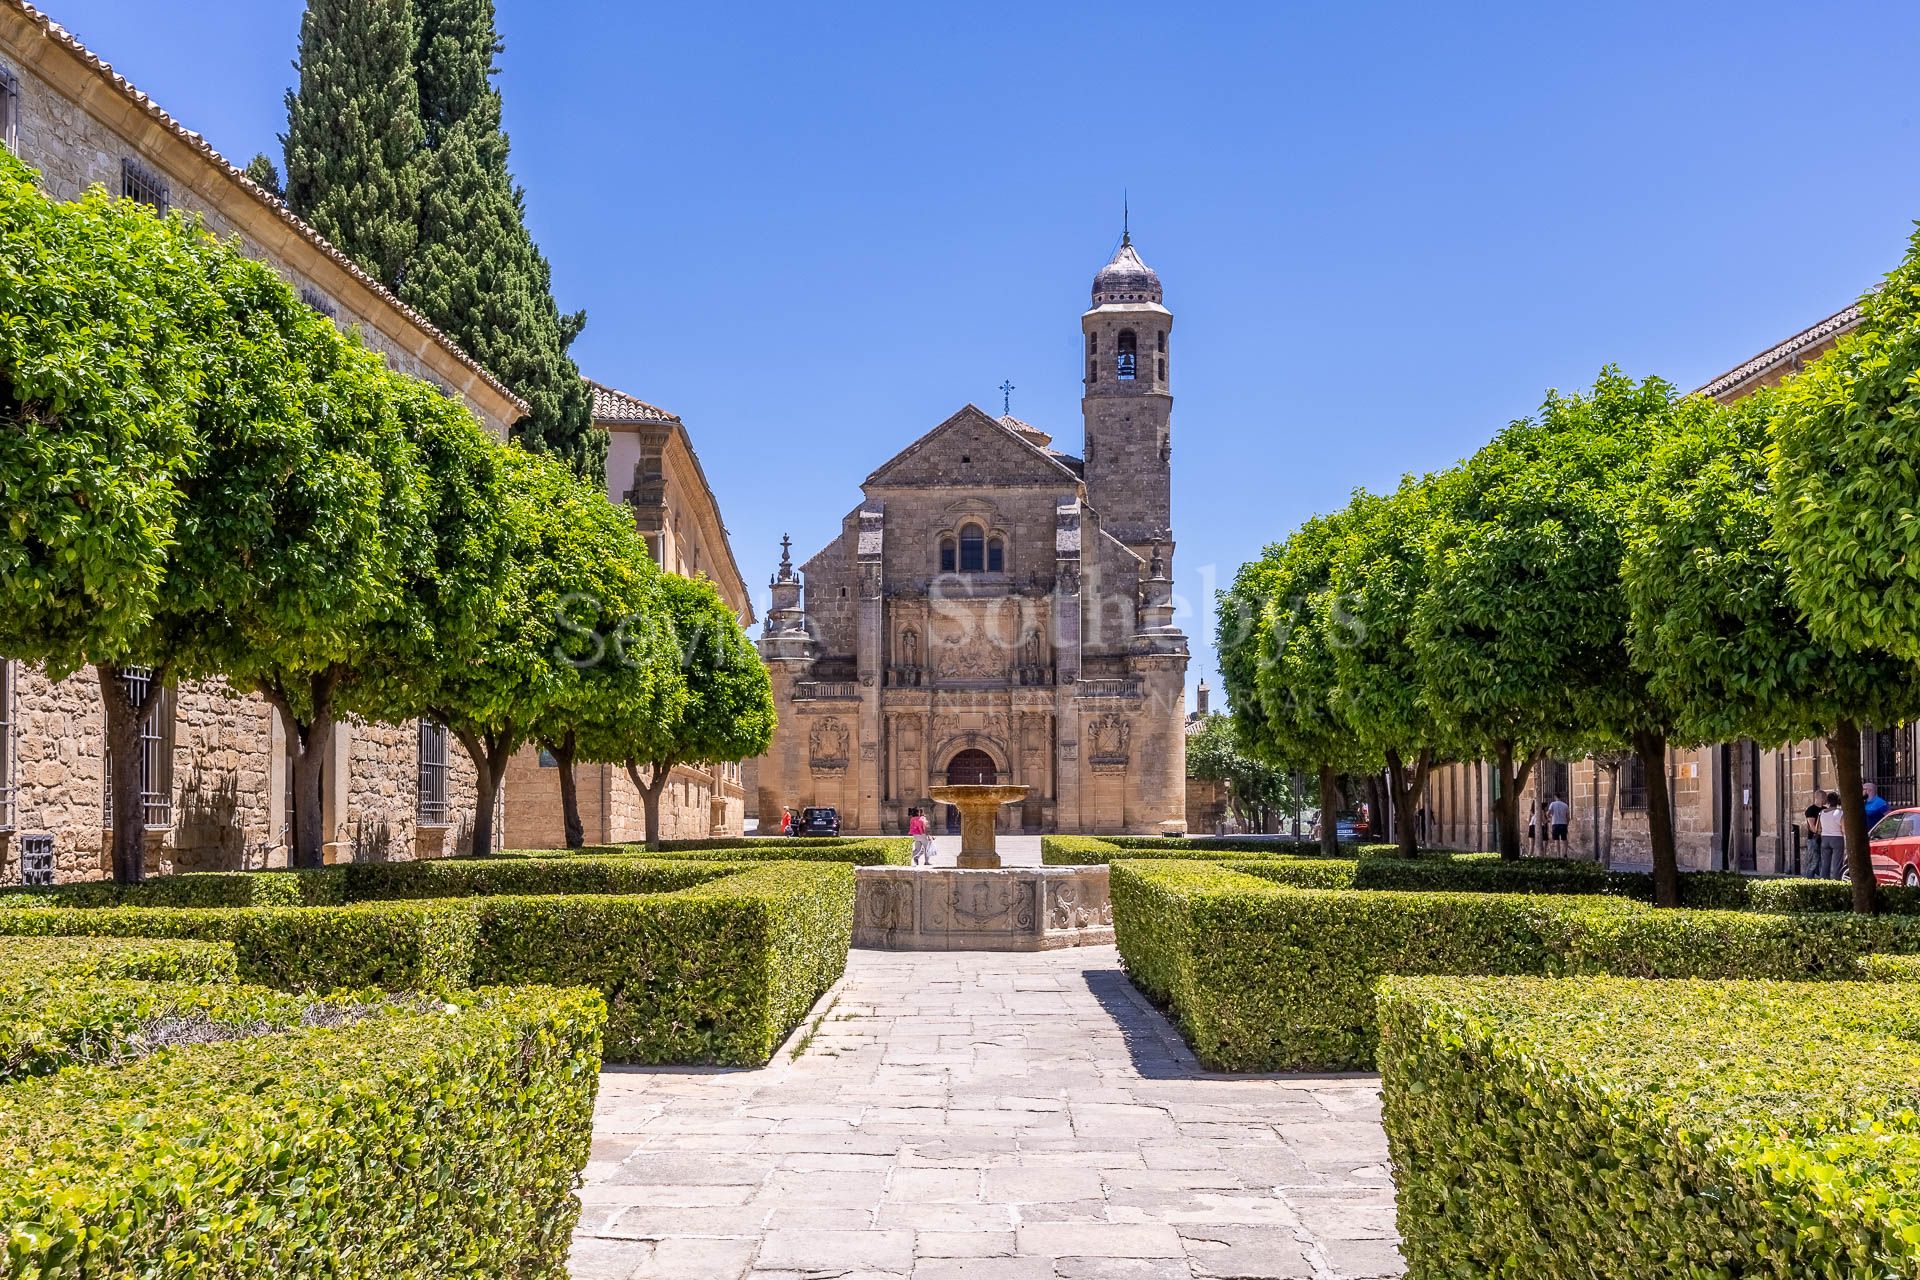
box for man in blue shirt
[1864,782,1892,829]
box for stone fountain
[852,783,1114,952]
[929,783,1031,868]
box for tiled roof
[1695,301,1863,401]
[589,381,680,424]
[8,0,529,417]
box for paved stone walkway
[569,947,1403,1279]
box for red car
[1870,807,1920,886]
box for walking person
[908,807,934,866]
[1819,792,1847,880]
[1803,798,1825,878]
[1546,793,1570,853]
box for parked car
[1334,811,1372,842]
[791,807,840,837]
[1870,807,1920,885]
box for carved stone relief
[809,716,850,774]
[1088,713,1131,772]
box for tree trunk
[1599,758,1619,869]
[97,662,163,885]
[547,731,584,849]
[1385,746,1431,857]
[1317,763,1340,857]
[1490,739,1537,861]
[626,759,674,852]
[1634,729,1679,907]
[1365,773,1387,846]
[450,725,515,856]
[258,669,341,870]
[1827,722,1877,915]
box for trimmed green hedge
[0,868,346,910]
[0,984,604,1278]
[1111,861,1883,1070]
[1749,877,1920,915]
[1860,952,1920,981]
[468,862,854,1064]
[1218,857,1360,890]
[0,935,237,984]
[567,838,909,865]
[0,900,478,993]
[1378,976,1920,1278]
[343,855,734,899]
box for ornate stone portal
[853,865,1115,951]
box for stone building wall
[0,661,479,883]
[500,751,744,849]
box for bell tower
[1081,223,1173,566]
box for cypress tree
[281,0,423,286]
[404,0,603,482]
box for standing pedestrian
[1865,782,1891,829]
[908,808,933,866]
[1819,791,1847,880]
[1547,793,1570,853]
[1803,798,1825,878]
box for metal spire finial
[1122,192,1130,248]
[999,380,1016,416]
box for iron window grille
[120,158,170,213]
[1619,753,1649,812]
[0,66,18,157]
[0,659,13,832]
[417,719,450,825]
[102,667,174,829]
[19,834,52,886]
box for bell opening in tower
[1116,330,1137,381]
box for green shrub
[1042,835,1301,865]
[341,855,734,899]
[0,984,604,1278]
[0,973,317,1082]
[0,935,237,983]
[0,868,346,910]
[1219,857,1360,890]
[0,901,477,992]
[1111,861,1879,1071]
[1378,975,1920,1279]
[467,862,853,1064]
[1860,952,1920,981]
[566,838,910,865]
[1750,877,1920,915]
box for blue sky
[62,0,1920,704]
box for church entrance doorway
[944,749,997,833]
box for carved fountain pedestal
[853,784,1114,951]
[930,783,1029,869]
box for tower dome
[1091,235,1162,306]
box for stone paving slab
[570,946,1403,1279]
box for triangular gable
[863,404,1081,491]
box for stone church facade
[756,236,1189,835]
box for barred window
[0,659,15,832]
[417,719,449,826]
[120,158,170,213]
[102,668,174,829]
[0,66,19,157]
[1619,753,1648,812]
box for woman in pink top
[908,808,933,866]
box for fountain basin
[853,864,1113,952]
[929,783,1030,868]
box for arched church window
[939,537,956,573]
[959,524,986,573]
[1087,332,1097,355]
[1116,330,1137,381]
[987,538,1005,573]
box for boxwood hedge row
[0,983,605,1278]
[1378,976,1920,1278]
[0,934,237,983]
[469,862,853,1063]
[1111,860,1898,1070]
[0,899,478,992]
[0,859,855,1066]
[567,838,910,865]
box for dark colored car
[791,807,840,837]
[1870,807,1920,886]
